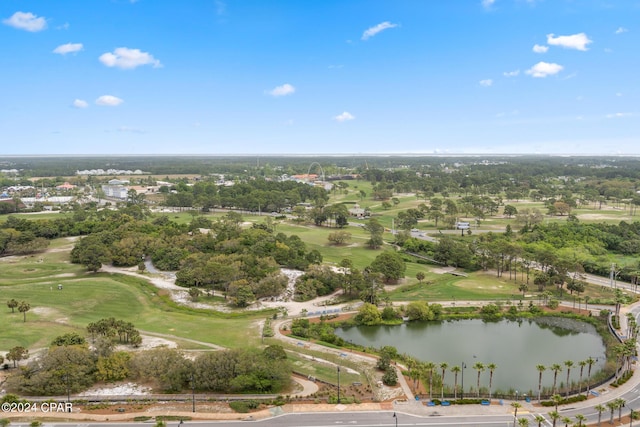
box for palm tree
[606,401,616,425]
[585,356,596,397]
[613,345,625,378]
[563,360,574,397]
[594,404,605,427]
[536,364,546,402]
[560,416,572,427]
[406,357,419,392]
[550,363,562,395]
[472,362,485,398]
[534,414,545,427]
[577,360,587,394]
[7,298,18,313]
[551,394,563,412]
[18,301,31,322]
[450,365,461,400]
[424,361,436,400]
[549,410,560,427]
[518,418,530,427]
[486,363,496,400]
[439,362,448,400]
[615,398,626,422]
[512,402,522,425]
[574,414,586,427]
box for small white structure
[101,184,128,199]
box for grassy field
[387,267,626,304]
[0,242,269,352]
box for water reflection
[335,318,606,392]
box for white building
[101,184,128,199]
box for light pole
[65,372,70,403]
[461,362,466,399]
[337,365,341,404]
[190,373,195,412]
[393,412,397,427]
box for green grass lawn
[0,212,73,223]
[387,270,522,301]
[0,247,269,351]
[275,222,386,269]
[0,251,85,285]
[285,352,363,386]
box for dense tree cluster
[62,209,322,304]
[293,265,343,301]
[6,332,291,395]
[164,179,329,212]
[87,317,142,347]
[0,228,49,256]
[127,346,292,393]
[290,318,346,346]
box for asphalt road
[4,412,527,427]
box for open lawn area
[386,267,628,306]
[1,242,270,352]
[387,271,523,301]
[275,222,387,269]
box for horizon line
[2,153,640,158]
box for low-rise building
[101,184,128,199]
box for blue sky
[1,0,638,155]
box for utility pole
[191,373,195,412]
[337,366,341,404]
[461,362,466,399]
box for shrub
[611,371,633,387]
[229,400,260,413]
[382,367,398,386]
[540,394,587,407]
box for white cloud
[334,112,355,122]
[503,69,520,77]
[616,92,623,97]
[479,79,493,87]
[361,21,398,40]
[615,27,628,34]
[95,95,124,106]
[546,33,592,51]
[605,112,633,119]
[2,11,47,32]
[72,99,88,108]
[481,0,495,9]
[525,61,563,78]
[53,43,83,55]
[268,83,295,97]
[99,47,162,69]
[532,44,548,53]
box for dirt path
[139,330,226,350]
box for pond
[335,317,607,395]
